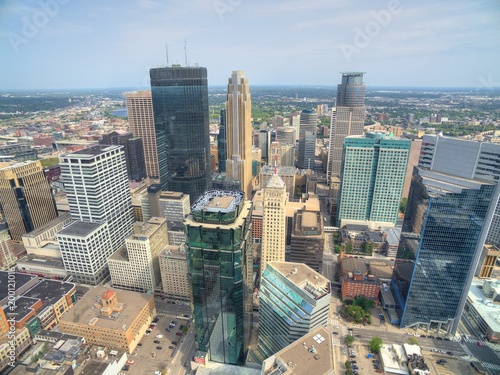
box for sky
[0,0,499,90]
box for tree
[369,337,383,352]
[408,337,419,346]
[399,197,408,214]
[353,296,375,311]
[344,335,355,346]
[345,360,353,375]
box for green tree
[369,337,383,352]
[407,337,419,346]
[344,335,355,346]
[353,296,375,311]
[345,360,353,375]
[399,197,408,214]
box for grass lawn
[39,157,60,168]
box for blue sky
[0,0,499,89]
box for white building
[159,245,190,302]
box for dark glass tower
[185,190,253,365]
[218,109,227,173]
[150,66,211,203]
[391,167,498,334]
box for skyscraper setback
[150,66,211,203]
[224,70,253,199]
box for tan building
[225,71,253,199]
[0,227,16,270]
[60,287,156,353]
[260,173,287,276]
[402,135,422,199]
[259,165,296,198]
[289,210,324,273]
[126,91,159,179]
[477,244,500,278]
[270,142,295,167]
[0,327,31,373]
[0,161,57,241]
[159,245,190,302]
[108,217,167,293]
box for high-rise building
[276,126,295,145]
[337,133,410,227]
[159,245,190,303]
[150,66,211,203]
[185,190,253,365]
[298,110,317,139]
[0,225,16,270]
[108,217,167,293]
[297,131,316,170]
[100,130,146,182]
[419,134,500,246]
[58,145,134,252]
[259,165,296,199]
[258,130,271,162]
[225,71,253,199]
[289,210,324,273]
[391,167,499,334]
[0,161,57,241]
[258,262,330,359]
[260,173,287,277]
[218,109,227,173]
[328,72,366,180]
[126,91,159,179]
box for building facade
[297,131,316,170]
[150,66,211,203]
[391,167,499,334]
[298,109,318,140]
[185,190,253,365]
[289,210,324,273]
[258,262,330,359]
[126,90,159,179]
[159,245,190,302]
[218,109,227,173]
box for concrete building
[298,110,317,140]
[465,279,500,342]
[17,254,67,279]
[0,225,16,270]
[22,212,72,258]
[259,165,296,199]
[0,161,57,241]
[159,245,190,302]
[261,326,334,375]
[476,244,500,278]
[289,210,324,273]
[276,126,295,145]
[0,327,31,373]
[402,135,422,199]
[158,190,191,245]
[225,70,253,199]
[297,131,316,170]
[260,174,287,277]
[108,217,167,293]
[126,90,159,179]
[60,287,156,353]
[186,190,253,365]
[258,262,330,359]
[270,142,294,167]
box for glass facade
[391,167,497,333]
[185,190,252,365]
[150,66,211,203]
[218,109,227,173]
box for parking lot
[121,313,191,375]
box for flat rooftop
[159,191,187,200]
[109,245,129,262]
[269,262,330,300]
[61,144,121,158]
[60,286,154,331]
[23,279,75,308]
[261,165,297,175]
[58,220,104,237]
[468,281,500,332]
[302,211,318,228]
[264,326,334,375]
[22,212,71,238]
[0,271,37,301]
[191,190,244,213]
[18,254,65,269]
[160,245,187,260]
[8,296,40,323]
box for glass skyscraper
[185,190,253,365]
[150,66,211,203]
[391,167,498,334]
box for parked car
[126,360,135,365]
[436,337,443,340]
[172,341,177,345]
[153,340,160,344]
[176,332,182,336]
[156,346,162,350]
[169,346,174,349]
[156,335,163,339]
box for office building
[100,130,146,181]
[259,165,296,198]
[225,70,253,199]
[150,66,211,203]
[159,245,190,302]
[327,72,366,181]
[260,173,287,277]
[465,279,500,343]
[289,210,324,273]
[402,135,422,199]
[270,142,294,167]
[126,90,159,179]
[218,109,227,173]
[276,126,295,145]
[60,287,156,353]
[0,225,16,270]
[108,217,167,293]
[0,327,31,373]
[391,167,499,334]
[419,134,500,246]
[0,161,57,241]
[258,130,271,162]
[476,244,500,278]
[297,131,316,170]
[298,109,317,139]
[337,133,410,227]
[258,262,330,359]
[186,190,253,365]
[59,145,133,252]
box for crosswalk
[483,362,500,372]
[463,337,488,346]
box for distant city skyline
[1,0,499,90]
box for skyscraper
[186,190,253,365]
[0,161,57,241]
[225,71,253,199]
[260,173,287,277]
[337,133,410,226]
[126,91,159,179]
[298,109,318,139]
[297,131,316,170]
[258,262,330,359]
[100,130,146,182]
[328,72,366,181]
[150,66,211,203]
[391,167,499,334]
[218,109,227,174]
[289,210,324,273]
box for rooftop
[468,281,500,332]
[191,190,244,213]
[61,144,121,158]
[23,279,75,308]
[269,262,330,300]
[261,165,297,175]
[21,212,72,239]
[58,220,105,237]
[339,258,367,275]
[8,296,40,322]
[0,271,38,301]
[266,173,286,189]
[263,326,334,375]
[160,245,187,260]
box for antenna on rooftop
[184,40,188,67]
[166,43,169,66]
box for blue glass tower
[391,167,498,334]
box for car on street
[436,337,443,340]
[444,337,450,341]
[126,360,135,365]
[428,335,435,339]
[172,341,177,345]
[333,332,339,335]
[137,343,142,346]
[447,351,454,355]
[477,341,482,347]
[176,332,182,336]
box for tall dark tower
[150,66,211,203]
[218,109,227,173]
